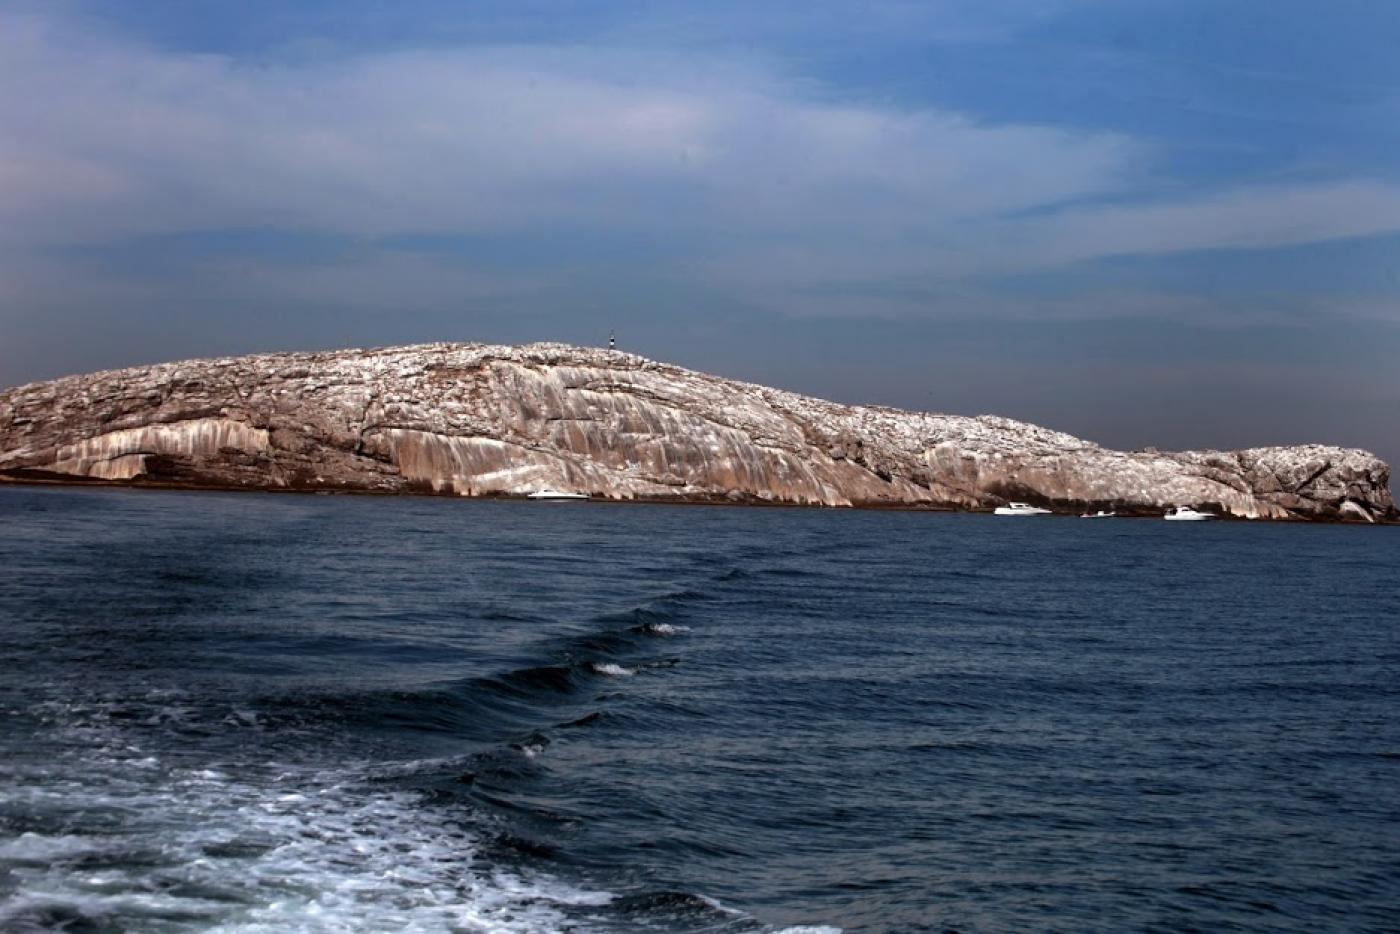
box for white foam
[590,662,636,677]
[0,833,110,862]
[696,893,746,916]
[1,703,615,933]
[646,623,691,636]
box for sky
[2,0,1398,469]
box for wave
[652,587,712,604]
[1,701,615,933]
[1,621,858,926]
[1,594,726,932]
[510,729,552,758]
[590,662,636,677]
[0,777,616,932]
[604,890,744,923]
[634,621,691,636]
[253,621,684,741]
[486,663,581,696]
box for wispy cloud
[1,6,1397,323]
[0,11,1136,247]
[1013,181,1400,265]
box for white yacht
[526,489,589,501]
[1164,505,1215,521]
[993,502,1052,516]
[1080,510,1117,518]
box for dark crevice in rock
[1292,460,1334,494]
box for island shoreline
[3,471,1394,525]
[2,342,1392,524]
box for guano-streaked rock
[0,342,1392,521]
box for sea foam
[590,662,636,677]
[0,702,614,933]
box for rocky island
[0,342,1392,521]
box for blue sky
[2,0,1397,467]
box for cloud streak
[5,8,1399,303]
[0,17,1132,244]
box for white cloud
[1,7,1398,325]
[0,11,1135,247]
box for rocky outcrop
[0,342,1392,521]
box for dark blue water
[2,486,1398,932]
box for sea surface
[1,486,1398,932]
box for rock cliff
[0,342,1392,521]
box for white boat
[526,489,589,501]
[993,502,1052,516]
[1164,505,1215,521]
[1080,510,1117,518]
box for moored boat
[1164,505,1214,521]
[526,489,589,501]
[993,502,1052,516]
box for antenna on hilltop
[609,330,615,351]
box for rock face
[0,342,1392,521]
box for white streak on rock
[47,418,269,479]
[0,342,1391,521]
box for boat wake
[0,590,827,932]
[0,695,614,933]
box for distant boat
[1080,510,1116,518]
[993,502,1052,516]
[1164,505,1215,521]
[526,489,589,501]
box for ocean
[1,486,1397,932]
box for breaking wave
[590,662,637,677]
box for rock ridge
[0,342,1392,522]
